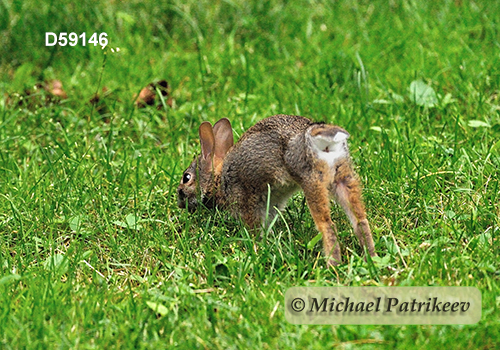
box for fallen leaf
[135,80,172,109]
[408,80,437,108]
[467,120,490,128]
[146,301,169,316]
[419,242,431,249]
[6,80,67,109]
[44,79,68,99]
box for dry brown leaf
[44,80,68,99]
[135,80,171,109]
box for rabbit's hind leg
[301,177,342,267]
[332,162,376,258]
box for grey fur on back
[220,115,314,221]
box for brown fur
[177,115,376,266]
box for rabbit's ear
[199,122,215,160]
[213,118,234,159]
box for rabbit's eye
[182,173,192,183]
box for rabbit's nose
[177,188,186,207]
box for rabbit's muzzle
[177,185,198,213]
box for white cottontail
[177,114,376,266]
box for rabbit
[177,114,376,266]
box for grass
[0,0,499,348]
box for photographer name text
[307,296,470,314]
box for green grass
[1,0,499,348]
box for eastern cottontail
[177,114,376,266]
